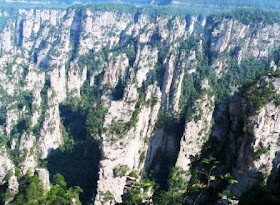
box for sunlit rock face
[0,6,279,204]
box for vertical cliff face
[227,74,280,197]
[0,146,18,203]
[0,6,279,204]
[176,79,215,173]
[207,17,280,78]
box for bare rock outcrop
[176,79,215,172]
[229,74,280,197]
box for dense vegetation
[213,8,280,24]
[0,86,7,126]
[0,2,280,204]
[1,0,280,29]
[10,171,82,205]
[45,78,108,204]
[143,20,279,205]
[176,0,280,10]
[239,183,280,205]
[242,69,280,112]
[69,2,217,18]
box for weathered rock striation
[0,6,279,204]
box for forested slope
[0,4,279,205]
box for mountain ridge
[0,5,279,205]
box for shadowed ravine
[47,104,101,204]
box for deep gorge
[0,4,280,204]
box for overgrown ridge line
[0,3,279,205]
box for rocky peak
[228,71,280,196]
[0,5,279,205]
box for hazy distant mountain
[173,0,280,9]
[2,0,279,8]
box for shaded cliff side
[0,5,279,204]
